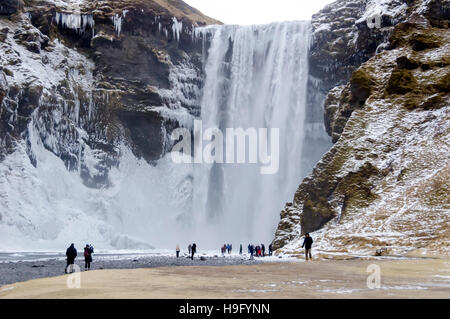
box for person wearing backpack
[84,244,93,270]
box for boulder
[375,248,389,256]
[0,28,9,42]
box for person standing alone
[84,244,93,270]
[65,243,77,274]
[176,244,180,258]
[191,243,197,260]
[302,233,314,261]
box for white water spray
[191,21,311,247]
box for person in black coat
[191,243,197,260]
[268,244,273,256]
[65,243,77,273]
[302,233,314,261]
[84,244,93,270]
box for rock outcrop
[274,0,449,256]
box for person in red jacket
[84,244,93,270]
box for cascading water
[191,21,312,246]
[0,19,327,251]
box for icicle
[172,17,183,42]
[55,12,95,35]
[111,14,123,36]
[111,10,130,37]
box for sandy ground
[0,252,265,286]
[1,258,449,298]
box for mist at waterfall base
[0,21,328,251]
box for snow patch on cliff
[357,0,408,25]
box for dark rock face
[0,0,215,186]
[0,0,23,15]
[309,0,408,93]
[423,0,450,28]
[309,0,411,155]
[0,71,6,105]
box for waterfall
[192,21,312,246]
[0,20,327,251]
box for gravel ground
[0,253,269,286]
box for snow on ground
[0,249,299,264]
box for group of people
[64,233,313,274]
[248,243,273,260]
[187,243,197,260]
[221,243,233,255]
[65,243,94,273]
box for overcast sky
[184,0,336,25]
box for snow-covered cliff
[273,0,449,257]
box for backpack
[84,249,90,257]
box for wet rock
[0,27,8,42]
[396,56,420,70]
[13,26,49,54]
[309,0,408,93]
[350,68,374,106]
[423,0,450,28]
[410,32,441,51]
[375,248,389,256]
[0,71,7,105]
[387,69,418,94]
[0,0,24,15]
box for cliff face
[0,0,220,249]
[274,0,449,257]
[0,0,217,187]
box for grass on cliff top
[143,0,221,25]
